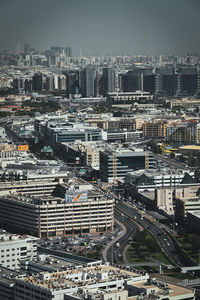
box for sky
[0,0,200,56]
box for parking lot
[38,226,122,256]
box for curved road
[102,216,126,263]
[104,210,140,264]
[116,200,186,267]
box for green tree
[147,239,158,254]
[147,141,162,154]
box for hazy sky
[0,0,200,55]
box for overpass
[182,266,200,273]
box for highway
[105,210,140,264]
[154,153,195,170]
[83,179,190,268]
[115,200,185,267]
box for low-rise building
[0,142,29,159]
[59,141,104,170]
[124,170,198,213]
[0,266,21,300]
[0,230,38,270]
[13,265,195,300]
[125,170,196,192]
[0,159,69,182]
[107,91,154,104]
[179,145,200,155]
[14,265,149,300]
[35,118,102,151]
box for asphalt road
[105,210,139,264]
[154,153,195,170]
[116,200,185,267]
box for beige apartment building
[143,121,168,138]
[156,185,199,215]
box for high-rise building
[66,46,72,57]
[155,67,177,96]
[102,67,115,96]
[122,69,141,92]
[51,46,66,56]
[66,71,79,97]
[46,76,54,91]
[143,68,156,94]
[32,73,43,92]
[178,67,198,96]
[47,55,60,66]
[80,67,97,97]
[58,75,66,90]
[24,78,32,92]
[24,43,31,55]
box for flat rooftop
[0,266,21,285]
[131,280,194,298]
[2,190,113,206]
[128,169,194,177]
[0,230,38,244]
[18,265,141,290]
[23,254,77,271]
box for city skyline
[0,0,200,56]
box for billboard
[65,190,88,203]
[18,144,29,151]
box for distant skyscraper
[66,71,79,97]
[24,78,33,92]
[80,68,97,97]
[47,55,60,66]
[24,43,31,55]
[142,68,156,94]
[32,73,43,92]
[102,67,115,96]
[66,47,72,57]
[178,67,198,96]
[122,69,141,92]
[51,46,66,56]
[58,75,67,90]
[46,76,54,91]
[155,67,177,96]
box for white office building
[0,230,38,270]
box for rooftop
[17,265,143,291]
[0,266,21,285]
[130,279,194,298]
[0,230,38,244]
[179,145,200,150]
